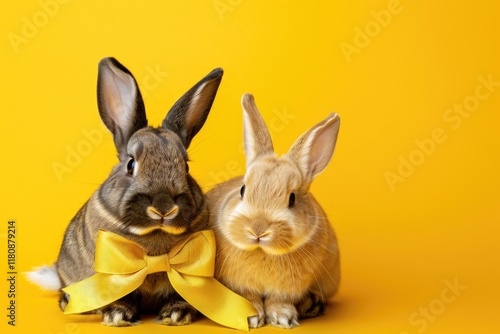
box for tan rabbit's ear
[163,68,223,148]
[97,57,147,158]
[242,93,274,168]
[288,113,340,180]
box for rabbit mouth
[238,241,295,256]
[238,229,295,255]
[131,222,187,236]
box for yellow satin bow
[62,229,257,331]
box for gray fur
[55,58,223,326]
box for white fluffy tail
[25,265,62,291]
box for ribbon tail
[62,270,147,314]
[169,271,257,331]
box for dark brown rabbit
[28,58,223,326]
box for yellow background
[1,1,499,333]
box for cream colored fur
[208,93,341,328]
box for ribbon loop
[62,229,257,331]
[94,231,147,274]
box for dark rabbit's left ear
[163,68,224,148]
[97,57,148,159]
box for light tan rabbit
[207,93,341,328]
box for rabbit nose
[148,193,179,220]
[146,193,179,220]
[246,226,271,242]
[147,205,179,220]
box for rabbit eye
[288,192,296,207]
[127,158,136,175]
[240,185,245,198]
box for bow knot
[62,230,256,330]
[145,254,170,274]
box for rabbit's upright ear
[163,68,223,149]
[97,57,148,157]
[241,93,274,168]
[288,113,340,181]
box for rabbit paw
[159,301,197,326]
[58,292,69,311]
[101,301,139,326]
[248,312,266,329]
[296,292,325,318]
[244,292,266,328]
[265,303,300,329]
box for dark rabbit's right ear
[97,57,148,158]
[162,68,223,148]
